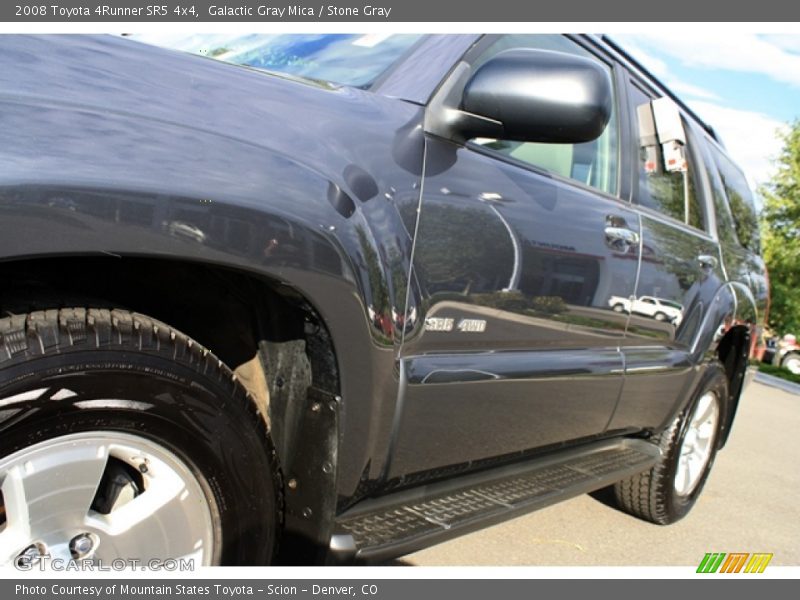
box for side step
[329,439,660,564]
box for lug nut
[69,533,95,558]
[16,544,44,567]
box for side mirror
[460,49,613,144]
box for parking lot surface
[401,381,800,566]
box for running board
[329,439,660,564]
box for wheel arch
[695,280,759,449]
[0,252,394,560]
[0,255,339,398]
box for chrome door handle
[604,226,640,247]
[698,254,718,269]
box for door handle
[604,226,639,248]
[697,254,718,269]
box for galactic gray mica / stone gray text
[207,5,392,17]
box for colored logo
[697,552,773,573]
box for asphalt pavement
[400,380,800,566]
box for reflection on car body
[609,294,684,324]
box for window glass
[709,145,760,251]
[628,85,705,231]
[470,35,619,196]
[699,142,738,248]
[130,34,422,88]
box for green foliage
[531,296,567,314]
[208,46,231,58]
[355,225,389,314]
[469,292,567,315]
[759,119,800,335]
[412,204,513,293]
[472,291,530,312]
[758,363,800,385]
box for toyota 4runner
[0,34,768,566]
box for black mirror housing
[460,49,613,144]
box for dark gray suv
[0,34,768,566]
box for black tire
[654,312,668,322]
[0,308,281,565]
[781,352,800,375]
[612,303,626,313]
[613,363,727,525]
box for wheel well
[0,255,340,423]
[715,324,750,448]
[0,255,344,561]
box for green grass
[758,363,800,385]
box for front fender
[1,34,430,501]
[0,116,425,504]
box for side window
[709,145,760,251]
[698,140,738,248]
[470,35,619,196]
[628,84,705,231]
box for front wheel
[2,431,218,567]
[0,309,281,566]
[613,363,727,525]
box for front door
[386,35,641,482]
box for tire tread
[613,363,727,526]
[0,307,284,561]
[613,413,681,525]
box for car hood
[0,35,420,185]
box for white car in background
[609,295,684,324]
[763,333,800,375]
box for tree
[760,119,800,335]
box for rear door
[387,35,641,481]
[608,78,725,433]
